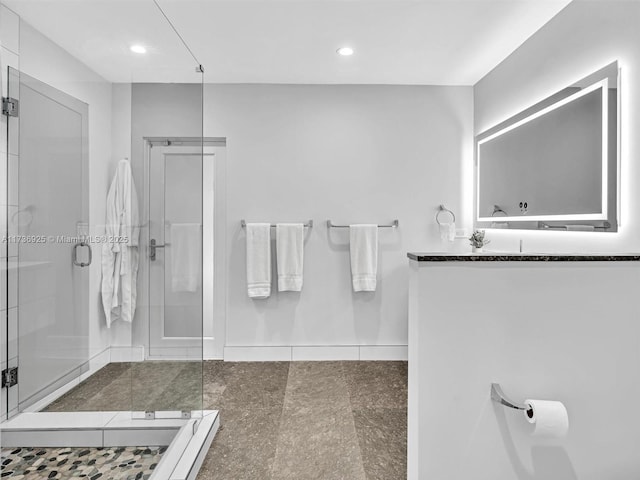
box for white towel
[170,223,201,292]
[349,224,378,292]
[439,222,456,241]
[246,223,272,298]
[276,223,304,292]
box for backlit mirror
[475,61,619,232]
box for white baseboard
[110,345,145,362]
[203,338,221,360]
[224,346,292,362]
[224,345,408,362]
[80,348,110,381]
[360,345,408,361]
[146,347,204,361]
[146,339,218,361]
[292,346,360,361]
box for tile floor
[42,361,407,480]
[0,446,165,479]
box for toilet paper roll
[524,399,569,438]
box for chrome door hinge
[2,367,18,388]
[2,97,19,117]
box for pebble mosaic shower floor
[0,446,166,479]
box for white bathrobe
[101,159,140,327]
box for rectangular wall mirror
[475,61,620,232]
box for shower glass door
[132,140,203,415]
[127,11,205,417]
[5,66,90,416]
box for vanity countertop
[407,252,640,262]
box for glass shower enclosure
[2,66,90,416]
[1,0,205,424]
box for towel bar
[240,220,313,228]
[326,219,399,228]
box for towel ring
[491,205,507,217]
[436,205,455,225]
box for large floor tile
[270,361,366,480]
[270,404,366,480]
[343,361,408,409]
[44,363,132,412]
[198,406,283,480]
[130,361,190,411]
[353,407,407,480]
[217,361,290,410]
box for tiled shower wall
[0,2,19,421]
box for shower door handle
[149,238,167,261]
[72,241,92,267]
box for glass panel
[133,142,203,413]
[128,37,204,416]
[9,67,90,413]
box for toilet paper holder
[491,383,534,417]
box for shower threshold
[0,410,219,480]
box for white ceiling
[4,0,572,85]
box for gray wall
[409,261,640,480]
[205,84,472,354]
[131,83,472,356]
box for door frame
[142,137,226,360]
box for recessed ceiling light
[336,47,354,56]
[130,45,147,54]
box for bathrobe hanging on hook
[101,158,140,327]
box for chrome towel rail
[326,219,399,228]
[241,220,314,228]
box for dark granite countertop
[407,252,640,262]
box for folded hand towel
[170,223,201,293]
[246,223,272,298]
[349,224,378,292]
[276,223,304,292]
